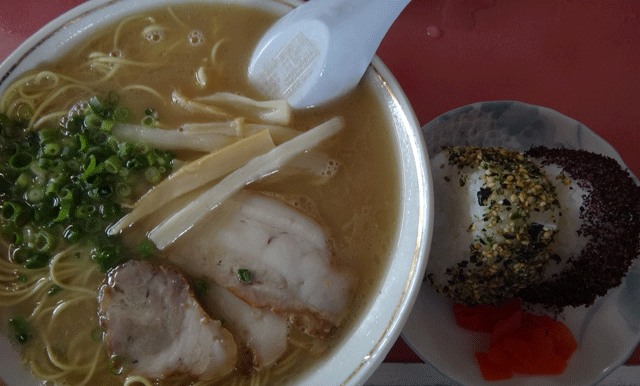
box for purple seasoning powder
[519,146,640,309]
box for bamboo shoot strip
[172,90,230,119]
[108,130,276,235]
[195,92,292,125]
[112,123,236,152]
[181,121,302,145]
[148,116,345,250]
[242,124,301,144]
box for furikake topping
[0,92,175,272]
[428,146,561,306]
[519,146,640,309]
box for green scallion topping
[100,119,115,133]
[104,155,123,174]
[9,316,31,344]
[113,107,131,123]
[34,230,55,252]
[9,152,33,170]
[48,284,63,296]
[193,279,209,299]
[238,269,251,283]
[137,240,155,258]
[0,94,175,270]
[84,114,102,130]
[141,115,155,128]
[145,166,161,184]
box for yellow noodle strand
[167,7,188,28]
[124,375,155,386]
[118,84,166,101]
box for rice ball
[426,146,562,306]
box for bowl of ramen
[0,0,432,386]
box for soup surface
[0,3,399,385]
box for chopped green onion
[100,202,119,219]
[104,155,123,174]
[54,190,74,223]
[0,113,11,128]
[17,274,28,283]
[81,154,97,180]
[36,157,53,171]
[23,251,50,269]
[15,172,31,188]
[9,152,33,170]
[45,175,67,196]
[9,316,31,344]
[141,115,155,127]
[107,136,120,152]
[145,166,161,184]
[117,142,135,158]
[38,128,59,144]
[29,161,46,178]
[135,142,150,156]
[12,231,23,245]
[91,130,109,145]
[91,245,119,272]
[125,157,145,171]
[25,187,45,203]
[66,115,85,133]
[88,95,107,115]
[84,217,102,234]
[101,119,115,132]
[113,107,131,123]
[84,114,103,130]
[63,224,83,243]
[145,152,156,166]
[238,269,251,283]
[0,98,176,273]
[193,279,209,299]
[116,183,131,197]
[137,240,155,258]
[76,133,88,151]
[59,145,75,159]
[48,284,62,296]
[42,143,61,157]
[34,230,55,252]
[97,184,114,198]
[11,247,28,265]
[33,201,56,224]
[2,201,32,226]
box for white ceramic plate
[403,101,640,386]
[0,1,432,385]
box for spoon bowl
[247,0,411,109]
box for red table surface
[1,0,639,371]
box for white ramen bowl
[0,1,433,385]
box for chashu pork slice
[98,260,237,381]
[165,190,355,338]
[205,282,288,371]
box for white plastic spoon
[248,0,412,109]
